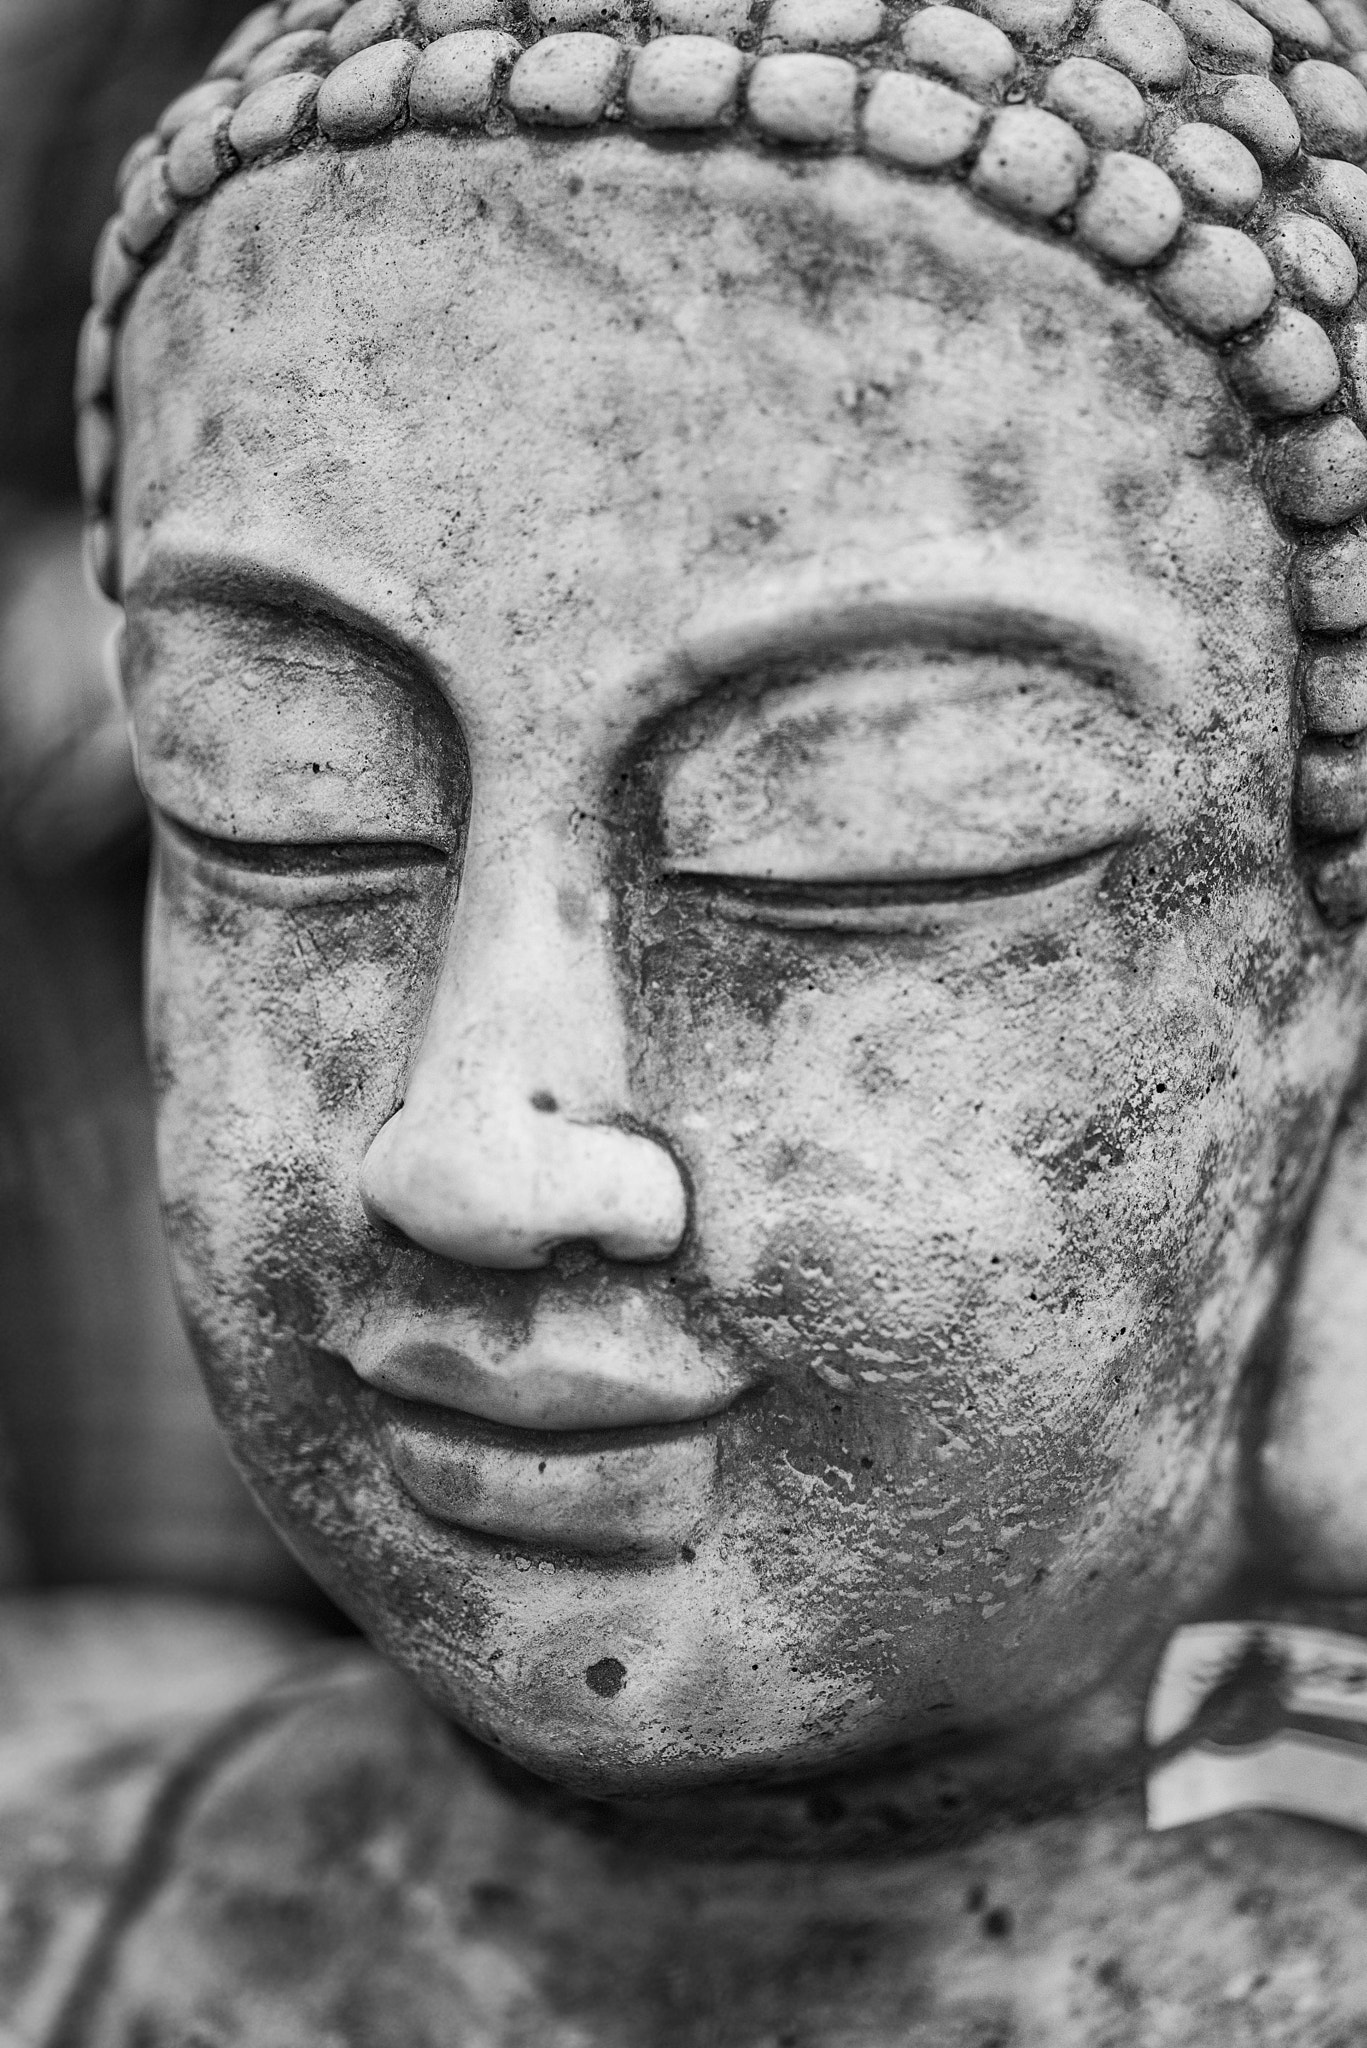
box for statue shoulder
[0,1590,421,2045]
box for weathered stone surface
[316,37,420,138]
[1302,634,1367,728]
[507,32,626,122]
[1161,120,1262,219]
[1227,306,1341,415]
[862,68,983,167]
[1150,222,1275,336]
[119,153,178,256]
[409,30,522,124]
[902,4,1018,90]
[626,35,746,127]
[1297,734,1367,836]
[1042,56,1146,146]
[746,51,857,141]
[157,76,244,143]
[1089,0,1189,84]
[970,103,1090,218]
[1293,530,1367,631]
[763,0,884,48]
[327,0,408,62]
[1285,58,1367,159]
[227,68,322,156]
[1208,74,1299,167]
[166,104,240,199]
[416,0,516,26]
[1076,148,1183,261]
[1164,0,1273,70]
[1263,211,1358,311]
[242,27,331,82]
[1239,0,1335,51]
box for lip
[379,1397,720,1556]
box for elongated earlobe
[1260,1076,1367,1593]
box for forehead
[116,132,1277,712]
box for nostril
[530,1090,558,1113]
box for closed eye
[668,842,1125,932]
[157,814,451,901]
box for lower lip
[380,1401,721,1558]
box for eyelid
[155,813,450,902]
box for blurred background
[0,0,322,1611]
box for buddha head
[78,0,1367,1799]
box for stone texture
[1263,212,1359,312]
[1041,56,1146,146]
[969,104,1089,219]
[1164,0,1273,72]
[417,0,516,25]
[1238,0,1335,52]
[763,0,884,48]
[1302,635,1367,728]
[316,38,420,138]
[507,32,626,123]
[242,27,332,81]
[119,154,178,257]
[1268,416,1367,525]
[409,30,522,124]
[90,217,141,319]
[745,51,857,142]
[1160,121,1263,220]
[1297,735,1367,836]
[1088,0,1189,84]
[1207,74,1300,168]
[284,0,348,23]
[227,67,322,156]
[1292,530,1367,632]
[862,68,983,167]
[1076,149,1184,262]
[650,0,753,33]
[72,309,114,409]
[1226,307,1341,416]
[1306,155,1367,252]
[976,0,1077,38]
[1284,59,1367,161]
[626,36,746,127]
[327,0,408,62]
[166,105,240,199]
[208,3,285,79]
[902,5,1018,91]
[1150,222,1276,337]
[115,132,160,201]
[157,77,244,143]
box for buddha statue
[27,0,1367,2034]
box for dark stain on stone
[585,1657,627,1698]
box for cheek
[147,847,448,1338]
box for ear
[1260,1070,1367,1593]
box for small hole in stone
[983,1907,1013,1939]
[680,1543,696,1563]
[531,1090,558,1113]
[585,1657,627,1698]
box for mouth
[378,1396,722,1558]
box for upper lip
[346,1294,751,1433]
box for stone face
[745,51,857,142]
[507,32,626,122]
[1263,211,1359,311]
[1041,56,1146,146]
[1226,307,1341,416]
[626,36,746,127]
[316,39,420,138]
[1076,148,1183,262]
[862,68,983,166]
[902,5,1018,90]
[969,103,1090,218]
[1160,121,1263,219]
[409,31,522,124]
[1088,0,1189,84]
[1150,222,1276,337]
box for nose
[358,817,688,1272]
